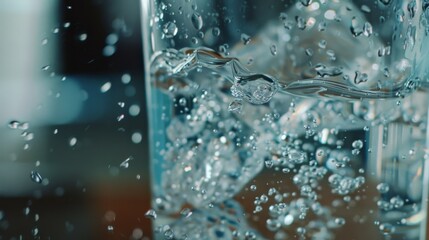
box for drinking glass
[141,0,429,239]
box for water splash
[151,47,419,102]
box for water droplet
[178,97,187,106]
[270,44,277,56]
[377,183,390,193]
[121,73,131,84]
[305,48,313,56]
[32,227,39,236]
[318,40,327,48]
[131,132,142,144]
[390,196,404,208]
[163,22,178,38]
[145,209,157,219]
[300,0,313,6]
[8,120,20,129]
[118,102,125,108]
[354,71,368,84]
[41,65,50,71]
[79,33,88,41]
[103,45,116,56]
[23,132,34,141]
[191,12,203,30]
[69,137,77,147]
[117,114,125,122]
[191,37,198,44]
[334,217,346,226]
[120,156,133,169]
[228,99,243,113]
[350,17,363,37]
[352,140,363,149]
[241,33,251,45]
[379,223,395,235]
[30,171,43,184]
[315,64,343,77]
[361,5,371,13]
[318,21,327,31]
[132,228,144,239]
[100,82,112,93]
[363,22,373,37]
[180,208,193,218]
[295,16,306,30]
[407,0,416,19]
[106,33,119,45]
[129,104,140,116]
[212,27,220,37]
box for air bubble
[376,183,390,193]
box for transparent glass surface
[142,0,429,239]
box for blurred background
[0,0,152,239]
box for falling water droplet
[41,65,50,71]
[100,82,112,93]
[79,33,88,41]
[69,137,77,147]
[30,171,43,184]
[117,114,125,122]
[145,209,157,219]
[191,12,203,30]
[118,102,125,108]
[120,156,133,168]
